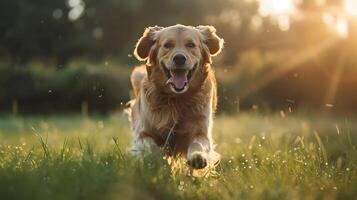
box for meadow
[0,112,356,200]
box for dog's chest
[144,112,192,154]
[146,107,177,130]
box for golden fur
[128,24,223,169]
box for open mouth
[162,63,197,93]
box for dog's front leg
[187,135,212,169]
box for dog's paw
[187,153,208,169]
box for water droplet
[93,27,103,39]
[235,138,241,144]
[52,9,63,19]
[178,185,183,190]
[325,103,334,108]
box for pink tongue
[167,70,187,89]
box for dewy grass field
[0,113,356,200]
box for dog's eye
[163,42,173,49]
[186,42,196,48]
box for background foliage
[1,0,357,114]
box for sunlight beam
[239,38,339,98]
[324,51,346,107]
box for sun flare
[258,0,297,31]
[336,17,348,38]
[259,0,296,17]
[345,0,357,16]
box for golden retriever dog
[127,24,223,169]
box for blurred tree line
[0,0,357,114]
[1,0,228,66]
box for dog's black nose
[173,54,186,66]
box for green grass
[0,113,356,200]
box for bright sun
[259,0,296,17]
[258,0,297,31]
[345,0,357,16]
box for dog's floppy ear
[196,25,224,57]
[134,26,163,61]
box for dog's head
[134,24,223,94]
